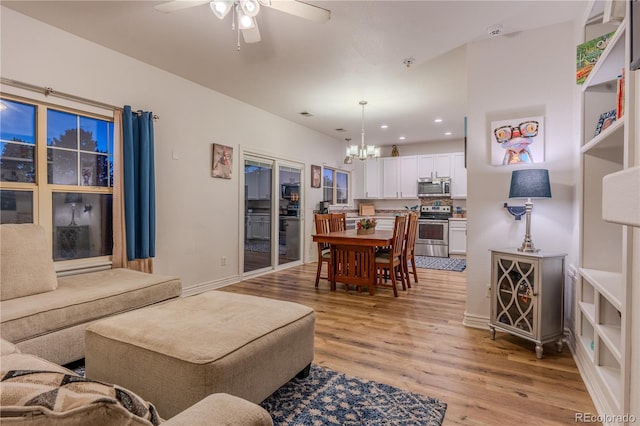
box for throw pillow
[0,370,162,425]
[0,224,58,301]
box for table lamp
[508,169,551,252]
[64,193,83,226]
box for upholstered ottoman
[84,290,315,419]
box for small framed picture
[211,143,233,179]
[311,165,321,188]
[594,109,617,137]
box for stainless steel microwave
[417,177,451,197]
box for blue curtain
[122,105,156,261]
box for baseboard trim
[462,312,490,330]
[181,275,242,297]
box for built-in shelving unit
[575,1,636,421]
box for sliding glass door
[243,155,303,275]
[278,164,302,266]
[244,158,273,273]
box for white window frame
[0,93,115,271]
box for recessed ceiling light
[399,136,406,140]
[444,131,452,136]
[299,111,313,117]
[380,124,389,129]
[335,128,346,132]
[434,118,443,123]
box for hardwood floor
[220,263,598,425]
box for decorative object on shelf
[211,143,233,179]
[491,116,544,165]
[594,109,617,136]
[64,193,83,226]
[616,68,625,119]
[346,101,381,161]
[311,165,321,188]
[356,217,376,234]
[391,145,400,157]
[576,31,615,84]
[508,169,551,252]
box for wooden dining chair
[374,215,407,297]
[314,213,333,288]
[329,212,346,232]
[403,212,419,287]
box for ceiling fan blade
[154,0,210,13]
[242,25,262,43]
[267,0,330,23]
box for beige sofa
[0,224,182,365]
[0,338,273,425]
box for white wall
[464,21,579,327]
[0,7,344,291]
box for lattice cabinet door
[489,248,566,359]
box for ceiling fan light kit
[156,0,330,50]
[210,0,233,19]
[240,0,260,17]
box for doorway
[243,155,303,275]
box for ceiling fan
[154,0,330,48]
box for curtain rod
[0,77,159,120]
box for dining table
[312,229,393,295]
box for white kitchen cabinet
[248,214,271,240]
[448,218,466,255]
[374,216,395,231]
[418,154,451,178]
[351,159,365,200]
[450,152,467,199]
[363,158,381,198]
[246,169,272,200]
[258,168,272,200]
[398,156,418,198]
[381,156,418,199]
[382,157,399,198]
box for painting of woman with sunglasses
[491,116,544,165]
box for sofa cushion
[1,339,20,356]
[1,353,76,376]
[0,370,161,426]
[0,224,57,301]
[0,268,181,344]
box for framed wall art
[211,143,233,179]
[311,165,321,188]
[490,116,545,166]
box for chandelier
[347,101,380,161]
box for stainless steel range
[416,205,452,257]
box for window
[322,166,349,205]
[0,96,115,262]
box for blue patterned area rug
[261,365,447,426]
[414,256,466,272]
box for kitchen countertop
[449,217,467,221]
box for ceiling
[2,1,586,148]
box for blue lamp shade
[509,169,552,199]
